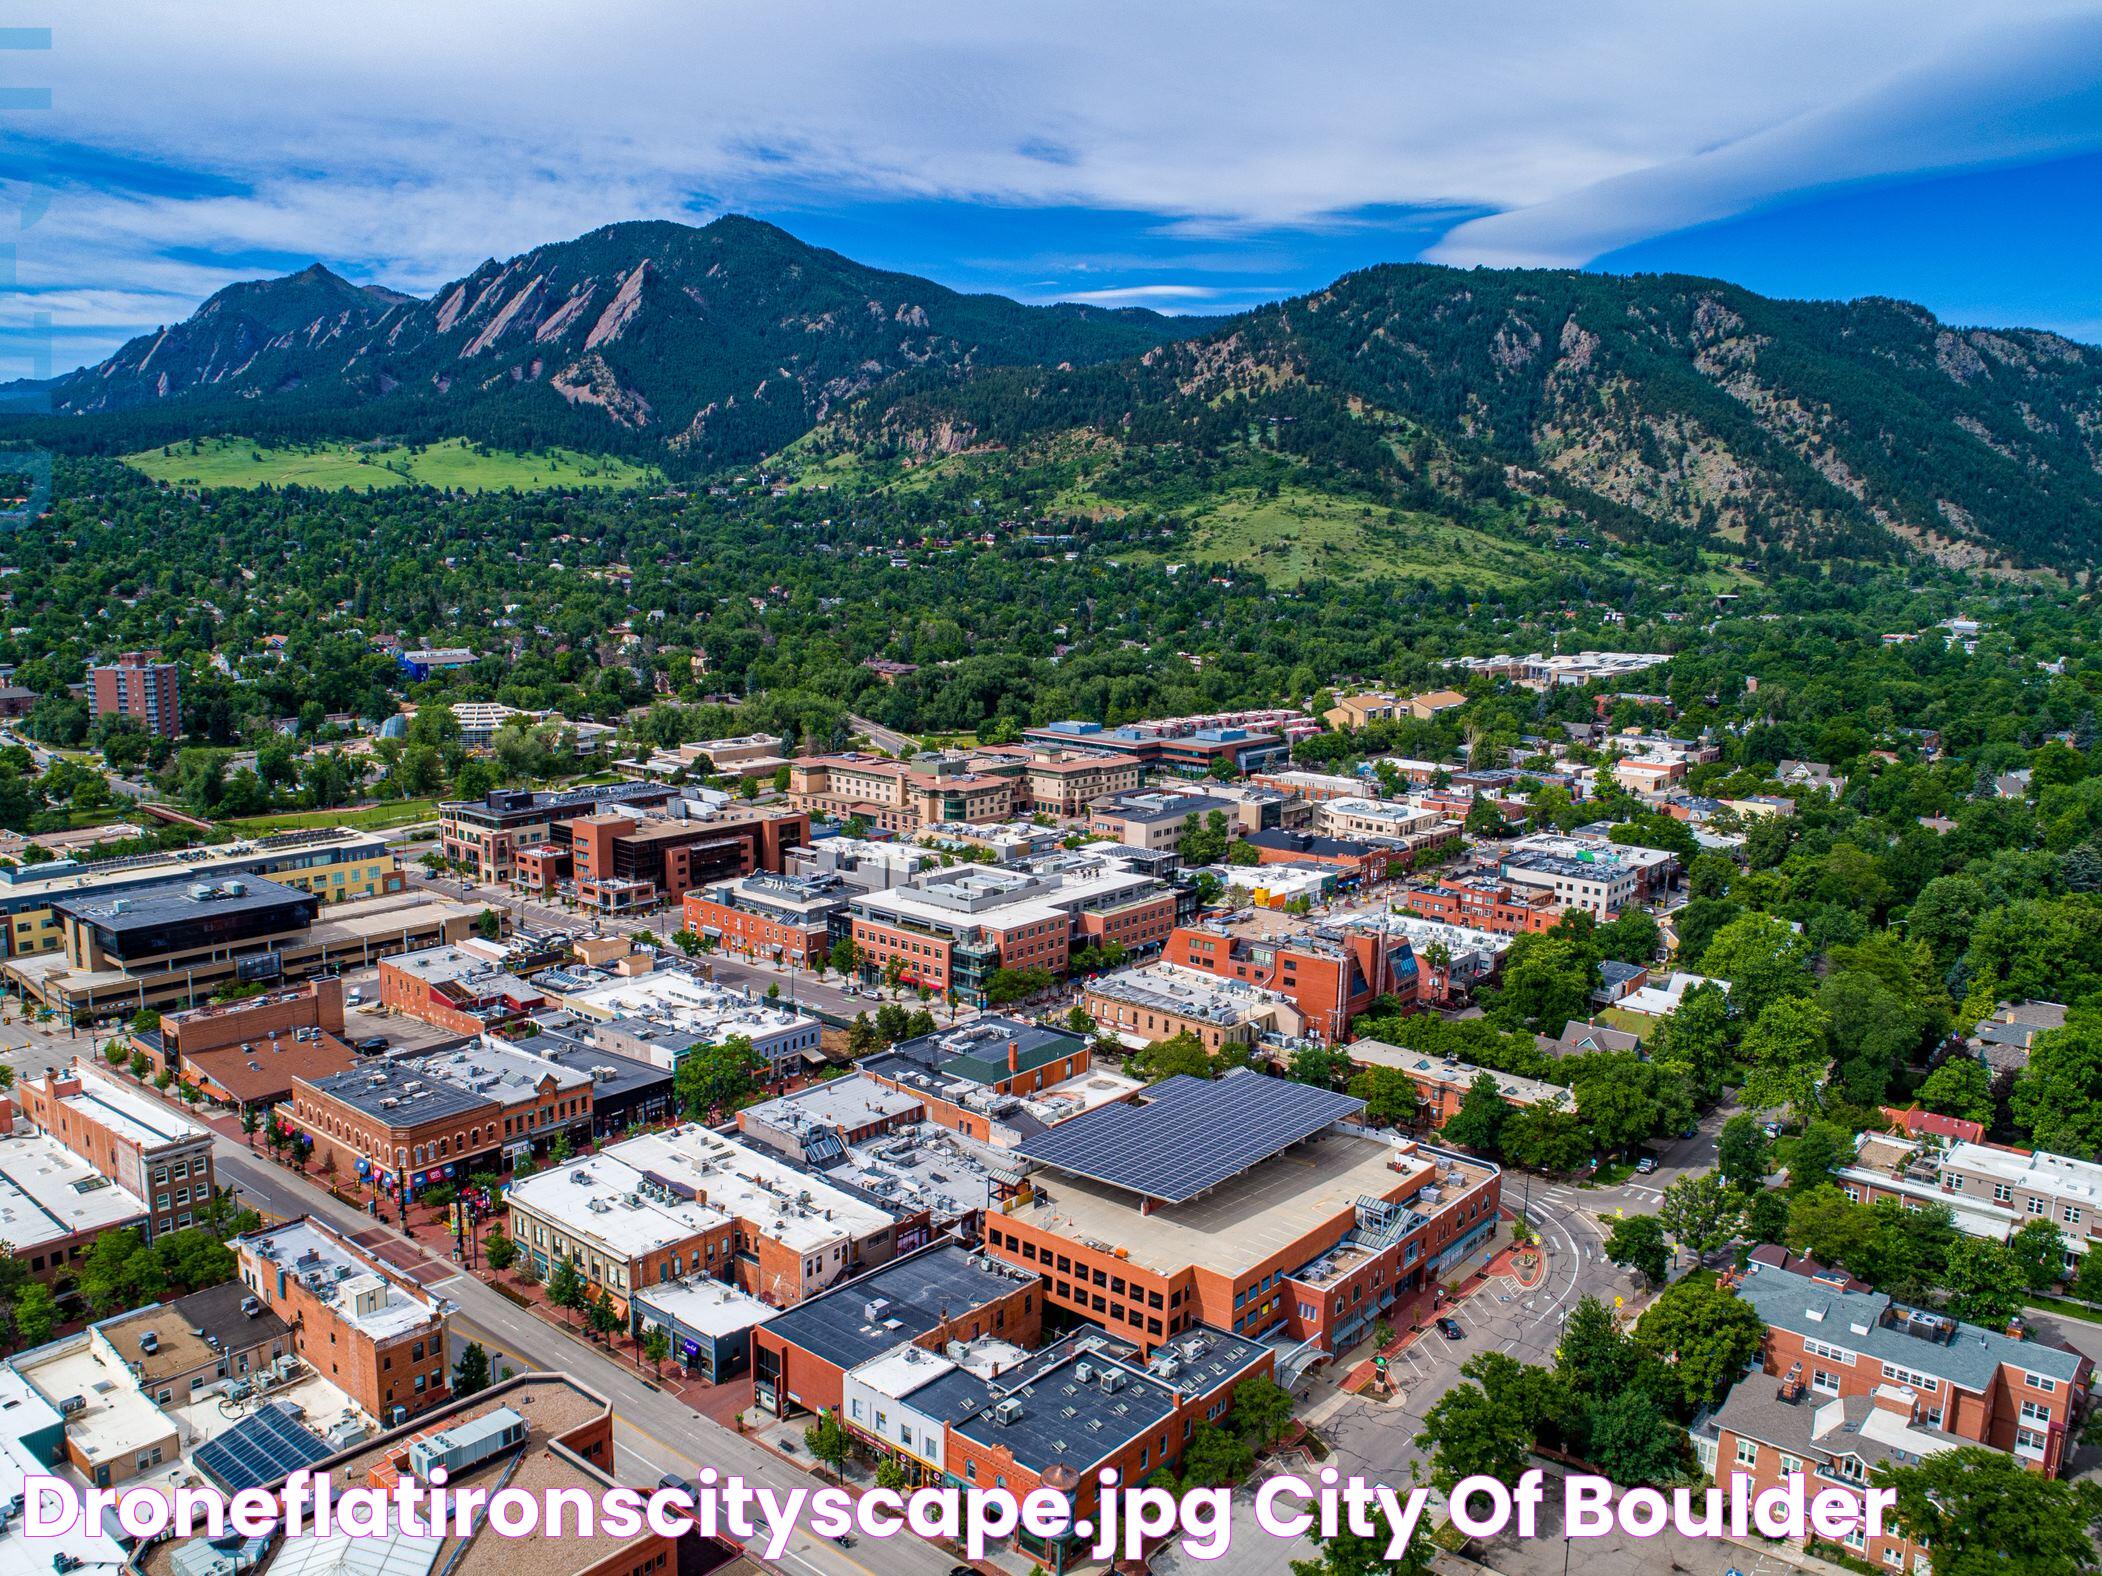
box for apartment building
[1500,848,1640,917]
[236,1216,453,1425]
[1321,693,1405,730]
[1163,919,1417,1040]
[784,835,935,893]
[1250,768,1372,803]
[89,651,181,739]
[1024,749,1146,815]
[1509,831,1678,902]
[1087,791,1238,853]
[1838,1132,2102,1271]
[1082,962,1304,1053]
[788,753,1018,834]
[1732,1246,2090,1475]
[987,1074,1501,1354]
[1313,796,1451,844]
[17,1061,213,1237]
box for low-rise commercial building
[17,1061,213,1237]
[0,1120,151,1279]
[1342,1039,1578,1124]
[504,1151,738,1321]
[1082,963,1304,1053]
[682,871,851,966]
[1402,874,1563,935]
[752,1242,1044,1419]
[236,1216,453,1426]
[603,1125,922,1305]
[285,1041,593,1193]
[546,964,823,1080]
[379,944,547,1034]
[437,782,678,884]
[631,1275,779,1383]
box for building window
[1734,1439,1757,1467]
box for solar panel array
[194,1399,335,1493]
[1015,1072,1365,1203]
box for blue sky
[8,1,2101,372]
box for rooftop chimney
[1007,1040,1020,1076]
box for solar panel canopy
[194,1399,335,1492]
[1015,1072,1365,1202]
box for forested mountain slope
[826,266,2102,569]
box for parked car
[355,1036,389,1054]
[1635,1154,1659,1175]
[1437,1317,1465,1340]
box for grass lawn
[1116,487,1560,589]
[124,437,665,493]
[219,798,439,837]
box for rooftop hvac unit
[1074,1361,1093,1383]
[992,1399,1024,1426]
[138,1332,159,1355]
[1099,1369,1126,1393]
[408,1407,530,1480]
[239,1296,262,1318]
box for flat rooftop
[761,1242,1039,1369]
[0,1129,148,1248]
[607,1125,895,1256]
[238,1218,446,1341]
[36,1063,209,1149]
[1015,1070,1365,1205]
[16,1332,173,1471]
[506,1153,733,1259]
[632,1275,780,1340]
[1085,962,1290,1025]
[1011,1126,1424,1278]
[52,872,310,931]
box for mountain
[25,221,2102,568]
[826,265,2102,570]
[25,216,1192,465]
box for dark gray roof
[761,1243,1037,1370]
[53,872,310,930]
[1706,1383,1962,1476]
[931,1326,1269,1475]
[303,1062,489,1125]
[1014,1069,1365,1204]
[173,1278,291,1349]
[511,1021,671,1104]
[872,1016,1085,1088]
[1736,1257,2084,1391]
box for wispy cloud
[13,0,2101,367]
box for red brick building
[1401,874,1563,934]
[1163,921,1417,1041]
[237,1216,452,1424]
[1729,1247,2090,1474]
[90,651,180,739]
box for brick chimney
[1008,1040,1020,1076]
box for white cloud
[14,0,2101,364]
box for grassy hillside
[123,436,665,492]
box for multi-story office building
[0,825,401,965]
[436,782,677,884]
[1081,963,1305,1053]
[1162,918,1418,1041]
[682,870,852,966]
[986,1073,1501,1355]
